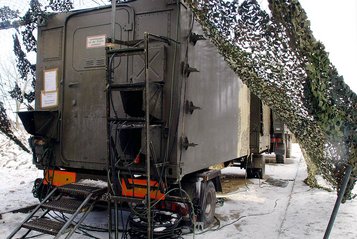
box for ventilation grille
[85,58,105,68]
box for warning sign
[41,91,58,108]
[86,34,106,48]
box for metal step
[22,218,66,236]
[58,183,107,197]
[42,197,88,214]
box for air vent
[84,59,105,68]
[85,60,94,67]
[96,59,105,66]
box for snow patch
[153,226,166,232]
[77,179,108,188]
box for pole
[144,32,152,239]
[323,164,352,239]
[111,0,116,41]
[109,2,116,238]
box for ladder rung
[22,218,66,236]
[42,197,88,214]
[107,38,144,47]
[114,122,163,129]
[107,47,145,55]
[109,117,145,122]
[110,82,145,91]
[109,117,163,122]
[109,81,164,91]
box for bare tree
[0,55,33,127]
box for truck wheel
[201,181,216,227]
[246,168,254,178]
[285,137,291,158]
[286,148,291,158]
[276,154,285,164]
[247,168,264,179]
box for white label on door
[44,69,57,92]
[86,34,106,48]
[41,91,58,108]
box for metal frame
[105,32,170,239]
[7,186,100,239]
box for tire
[286,148,291,158]
[32,178,53,202]
[200,181,216,227]
[247,168,264,179]
[276,154,285,164]
[285,136,291,158]
[246,168,255,178]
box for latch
[185,100,201,114]
[68,82,79,87]
[181,136,198,150]
[182,62,199,77]
[124,23,133,31]
[189,32,206,45]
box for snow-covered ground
[0,132,41,214]
[0,140,356,238]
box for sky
[298,0,357,93]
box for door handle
[68,82,79,87]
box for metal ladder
[105,33,169,239]
[7,183,107,239]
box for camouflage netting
[186,0,357,200]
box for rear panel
[35,2,179,171]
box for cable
[21,233,46,239]
[128,208,183,239]
[76,228,102,239]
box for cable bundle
[129,208,182,239]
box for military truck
[11,1,288,238]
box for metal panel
[135,11,171,39]
[36,15,66,111]
[249,93,271,153]
[260,103,271,152]
[236,85,250,157]
[250,93,261,153]
[42,28,62,61]
[132,45,166,83]
[272,112,286,134]
[177,18,249,176]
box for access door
[61,7,134,169]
